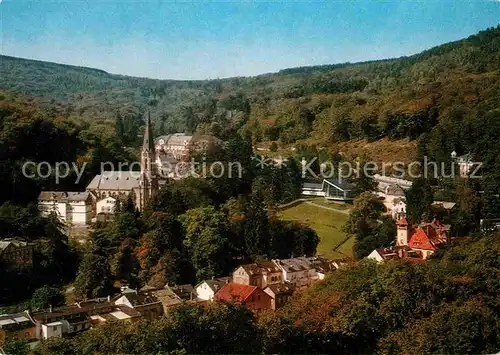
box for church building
[86,114,163,212]
[39,114,167,226]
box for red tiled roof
[409,227,437,251]
[397,217,408,226]
[215,283,257,303]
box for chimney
[49,304,53,313]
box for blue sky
[1,1,500,80]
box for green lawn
[279,202,353,258]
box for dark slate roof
[197,277,231,293]
[121,292,160,306]
[239,261,281,276]
[265,282,295,296]
[168,284,197,301]
[303,182,323,189]
[323,179,353,191]
[386,184,405,196]
[456,152,474,162]
[86,171,141,191]
[0,238,31,252]
[38,191,90,202]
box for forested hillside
[1,26,500,162]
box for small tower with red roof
[396,217,411,246]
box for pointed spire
[143,111,154,152]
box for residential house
[114,292,164,321]
[87,306,141,325]
[0,238,34,266]
[451,151,481,178]
[15,299,145,342]
[38,191,93,225]
[304,255,339,279]
[233,261,283,288]
[195,277,231,301]
[273,257,318,288]
[408,220,449,259]
[78,298,142,325]
[0,312,36,346]
[215,283,272,311]
[370,217,450,263]
[143,286,182,313]
[366,246,422,264]
[31,305,90,340]
[374,176,410,220]
[96,196,117,215]
[396,217,450,259]
[41,321,63,339]
[263,283,295,310]
[166,284,198,301]
[373,174,413,194]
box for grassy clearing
[278,201,353,258]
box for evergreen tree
[405,178,433,224]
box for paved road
[305,201,351,215]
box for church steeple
[136,111,159,211]
[142,111,154,153]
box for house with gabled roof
[272,256,336,287]
[0,238,34,266]
[113,291,164,321]
[273,257,315,288]
[215,283,272,311]
[0,311,36,346]
[195,277,231,301]
[38,191,93,225]
[451,151,482,178]
[31,305,90,339]
[232,261,283,288]
[366,245,422,264]
[263,283,295,310]
[395,217,450,259]
[408,221,449,259]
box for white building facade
[96,196,117,214]
[38,191,92,225]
